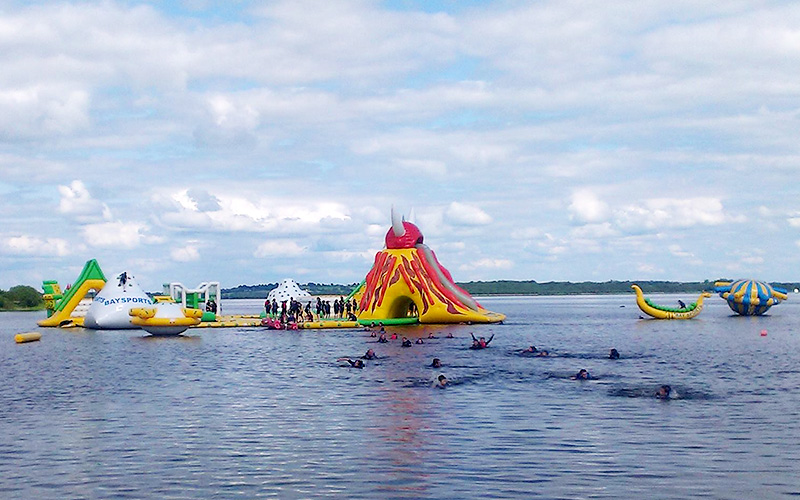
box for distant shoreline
[221,279,800,300]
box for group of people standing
[264,296,359,325]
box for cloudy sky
[1,0,799,290]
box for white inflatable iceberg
[84,271,201,335]
[267,278,311,303]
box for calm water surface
[2,295,800,499]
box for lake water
[2,294,800,499]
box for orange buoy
[15,332,42,343]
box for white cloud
[0,86,89,139]
[82,221,147,248]
[0,235,70,256]
[571,222,617,239]
[616,197,728,230]
[171,245,200,262]
[460,258,513,271]
[444,202,492,226]
[568,189,610,223]
[58,180,111,221]
[668,244,694,258]
[254,240,307,258]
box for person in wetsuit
[572,369,591,380]
[655,385,672,399]
[431,358,442,368]
[609,348,620,359]
[338,358,365,368]
[362,349,377,360]
[377,333,388,343]
[401,337,412,347]
[470,333,494,349]
[435,374,448,388]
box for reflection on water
[2,295,800,498]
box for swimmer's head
[354,359,364,368]
[437,374,447,386]
[609,348,620,359]
[432,358,442,368]
[656,385,671,399]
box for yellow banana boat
[631,284,711,319]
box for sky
[1,0,799,291]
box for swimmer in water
[572,369,591,380]
[469,339,480,349]
[370,330,376,337]
[655,385,672,399]
[523,345,538,353]
[415,338,424,344]
[428,333,438,339]
[435,374,448,388]
[401,337,412,347]
[337,358,365,369]
[609,348,620,359]
[431,358,442,368]
[390,333,398,340]
[535,350,550,357]
[377,333,388,343]
[361,349,377,360]
[445,332,454,338]
[470,333,494,349]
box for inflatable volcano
[357,210,505,324]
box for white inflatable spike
[391,205,405,237]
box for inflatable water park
[632,279,788,319]
[32,209,505,335]
[28,209,791,336]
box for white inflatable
[84,271,153,329]
[84,271,201,335]
[267,278,311,303]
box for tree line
[220,279,800,299]
[0,286,44,311]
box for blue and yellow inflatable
[714,279,788,316]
